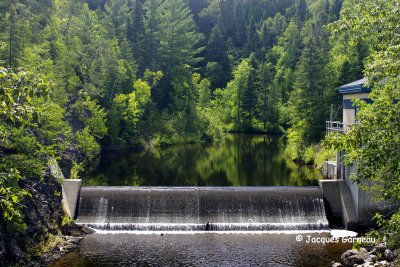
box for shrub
[75,127,100,161]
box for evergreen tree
[127,0,145,73]
[295,0,308,24]
[289,21,328,144]
[330,0,343,21]
[104,0,129,39]
[274,20,301,102]
[0,1,29,68]
[244,17,257,56]
[205,21,231,90]
[155,0,203,110]
[256,61,279,130]
[233,0,246,48]
[143,0,160,71]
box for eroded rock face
[0,175,73,266]
[0,217,7,266]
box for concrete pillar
[48,158,65,181]
[48,158,82,219]
[62,179,82,219]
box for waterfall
[76,187,329,232]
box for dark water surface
[50,232,351,267]
[84,135,321,186]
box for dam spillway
[75,186,329,231]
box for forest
[0,0,367,163]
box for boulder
[383,249,393,261]
[359,248,369,260]
[341,249,365,267]
[365,255,379,263]
[332,262,344,267]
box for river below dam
[50,232,353,267]
[51,135,353,266]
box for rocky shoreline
[332,245,399,267]
[0,171,93,267]
[29,224,93,267]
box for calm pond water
[50,232,352,267]
[84,134,322,186]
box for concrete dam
[75,186,329,232]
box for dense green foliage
[326,0,400,248]
[0,0,367,160]
[0,67,70,232]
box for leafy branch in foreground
[326,0,400,248]
[0,66,51,232]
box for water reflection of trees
[84,135,322,186]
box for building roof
[339,78,371,94]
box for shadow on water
[84,134,322,186]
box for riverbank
[26,224,93,266]
[332,245,399,267]
[0,171,92,266]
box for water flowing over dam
[76,186,329,232]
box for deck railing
[326,121,344,134]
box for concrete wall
[323,161,337,179]
[325,162,400,228]
[62,179,82,219]
[319,180,358,229]
[48,158,65,181]
[319,180,342,218]
[48,158,82,219]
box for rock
[374,261,389,267]
[0,218,6,266]
[8,239,23,261]
[365,255,379,263]
[359,248,369,260]
[363,263,375,267]
[393,249,398,257]
[383,249,393,261]
[341,249,365,267]
[332,262,344,267]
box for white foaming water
[330,229,358,238]
[92,229,332,235]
